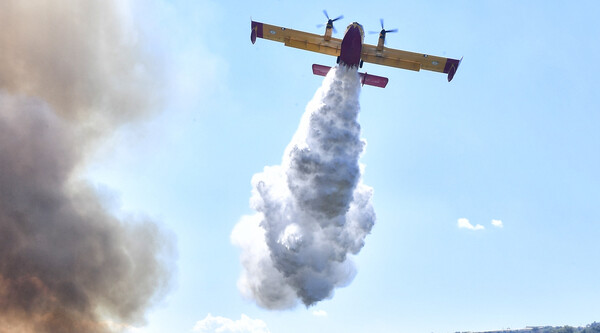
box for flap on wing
[285,39,341,57]
[361,53,422,72]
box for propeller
[316,10,344,33]
[379,18,399,35]
[369,19,397,44]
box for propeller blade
[380,18,384,29]
[368,31,379,34]
[386,28,398,33]
[320,10,343,33]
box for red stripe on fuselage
[339,24,363,67]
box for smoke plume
[0,1,172,332]
[231,66,375,309]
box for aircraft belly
[339,27,362,67]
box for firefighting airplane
[250,12,461,88]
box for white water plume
[231,66,375,309]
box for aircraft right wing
[361,43,462,82]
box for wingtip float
[250,16,462,87]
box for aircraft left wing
[361,43,462,82]
[251,21,342,58]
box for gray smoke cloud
[0,1,172,332]
[231,66,375,309]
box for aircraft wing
[251,21,342,58]
[361,43,462,82]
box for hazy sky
[74,0,599,332]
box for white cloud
[193,314,270,333]
[457,218,485,231]
[491,219,503,228]
[312,309,328,317]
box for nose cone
[346,22,363,33]
[352,22,363,31]
[344,22,364,42]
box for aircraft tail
[312,64,388,88]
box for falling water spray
[232,66,375,309]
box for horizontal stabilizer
[359,72,389,88]
[312,64,388,88]
[312,64,332,76]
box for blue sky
[86,1,600,332]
